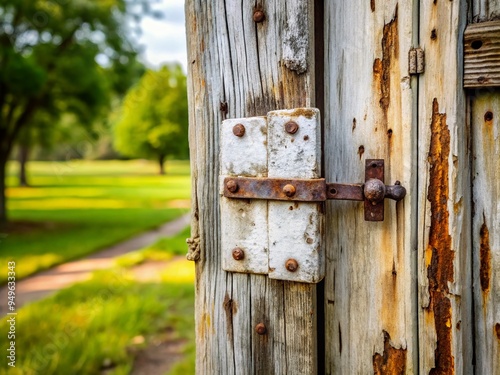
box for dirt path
[0,213,190,313]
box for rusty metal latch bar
[224,159,406,221]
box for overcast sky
[137,0,188,72]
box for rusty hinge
[224,159,406,221]
[409,47,425,75]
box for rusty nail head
[232,247,245,261]
[233,123,246,137]
[253,10,265,23]
[226,180,239,193]
[283,184,296,197]
[285,121,299,134]
[255,322,267,335]
[285,259,299,272]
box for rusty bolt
[226,180,239,193]
[364,178,386,204]
[283,184,296,197]
[233,123,246,137]
[232,247,245,261]
[285,259,299,272]
[284,121,299,134]
[255,322,267,335]
[253,10,265,23]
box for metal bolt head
[253,10,265,23]
[285,259,299,272]
[284,121,299,134]
[283,184,296,197]
[364,178,386,204]
[255,323,267,335]
[232,247,245,261]
[226,180,239,193]
[233,123,246,137]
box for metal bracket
[409,47,425,75]
[224,159,406,221]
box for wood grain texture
[472,0,500,22]
[464,21,500,88]
[186,0,317,373]
[323,1,417,373]
[418,0,473,374]
[471,93,500,375]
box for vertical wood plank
[471,92,500,375]
[186,0,318,373]
[470,3,500,373]
[418,0,473,374]
[324,1,417,373]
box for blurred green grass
[0,259,195,375]
[2,160,191,283]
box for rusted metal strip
[224,177,327,202]
[224,160,405,222]
[326,183,364,201]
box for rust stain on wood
[370,0,375,12]
[495,323,500,340]
[426,98,455,375]
[287,107,317,119]
[379,7,399,120]
[199,312,212,340]
[358,145,365,159]
[479,218,491,296]
[373,331,407,375]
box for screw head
[232,247,245,261]
[283,184,296,197]
[233,123,246,137]
[253,10,265,23]
[285,259,299,272]
[255,322,267,335]
[284,121,299,134]
[226,180,239,193]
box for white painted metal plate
[219,109,324,283]
[267,109,324,283]
[220,117,268,274]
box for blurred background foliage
[0,0,193,374]
[0,0,189,225]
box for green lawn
[0,229,195,375]
[2,160,191,283]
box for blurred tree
[0,0,154,225]
[113,64,188,175]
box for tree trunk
[18,145,29,187]
[0,156,7,229]
[159,155,166,175]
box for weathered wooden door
[186,0,499,373]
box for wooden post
[470,2,500,374]
[323,1,418,373]
[418,1,473,373]
[186,1,319,373]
